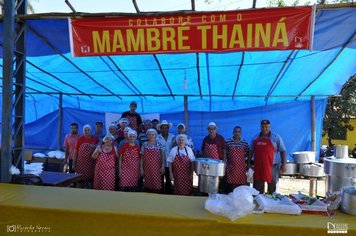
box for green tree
[323,76,356,146]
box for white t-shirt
[157,133,175,167]
[167,146,195,164]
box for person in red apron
[249,120,287,194]
[119,130,141,192]
[108,123,119,147]
[225,126,250,193]
[168,134,195,196]
[201,122,226,160]
[117,118,130,144]
[140,129,165,193]
[121,101,143,133]
[92,134,118,191]
[74,124,99,189]
[201,122,226,193]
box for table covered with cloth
[0,183,354,236]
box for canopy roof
[0,6,356,121]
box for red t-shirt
[119,142,141,156]
[75,136,99,151]
[64,134,80,160]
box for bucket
[335,145,349,159]
[341,187,356,215]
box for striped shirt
[225,138,250,157]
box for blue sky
[31,0,317,13]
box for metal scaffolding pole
[1,0,27,183]
[184,95,189,134]
[58,93,63,149]
[311,96,316,152]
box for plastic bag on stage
[205,186,259,221]
[246,168,254,183]
[255,194,302,215]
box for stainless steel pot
[324,157,356,177]
[281,162,297,175]
[291,151,316,164]
[194,158,225,193]
[341,187,356,215]
[297,163,306,175]
[334,145,349,159]
[301,163,325,177]
[198,175,220,193]
[194,158,225,176]
[326,175,356,194]
[324,157,356,193]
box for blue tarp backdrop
[0,6,356,157]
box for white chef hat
[102,134,114,142]
[177,123,186,131]
[83,124,92,132]
[146,128,158,136]
[128,129,137,137]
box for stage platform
[0,183,354,235]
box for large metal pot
[281,162,297,175]
[194,158,225,176]
[194,158,225,193]
[334,145,349,159]
[341,187,356,215]
[301,163,325,177]
[291,151,316,164]
[324,157,356,177]
[324,157,356,193]
[198,175,220,194]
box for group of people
[64,101,287,195]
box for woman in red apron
[225,126,250,193]
[119,130,141,191]
[140,129,165,193]
[252,135,274,193]
[74,124,99,189]
[92,135,118,191]
[168,134,195,196]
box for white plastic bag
[9,165,20,175]
[33,153,45,158]
[205,186,259,221]
[255,194,302,215]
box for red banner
[69,6,314,57]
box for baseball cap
[208,122,217,128]
[261,120,270,125]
